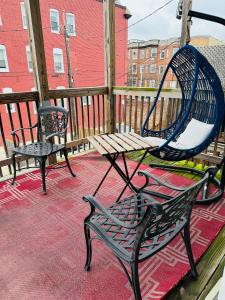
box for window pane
[66,14,75,35]
[0,49,6,68]
[50,10,59,32]
[21,3,27,29]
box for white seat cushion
[176,118,213,148]
[144,118,213,150]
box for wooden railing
[113,87,225,165]
[0,86,224,178]
[0,87,108,177]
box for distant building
[197,45,225,89]
[127,35,225,89]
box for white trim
[53,48,64,73]
[160,50,165,59]
[26,45,33,72]
[50,9,60,33]
[66,12,76,36]
[20,2,27,29]
[0,45,9,72]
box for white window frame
[53,48,64,73]
[149,80,155,88]
[172,47,179,56]
[0,45,9,72]
[132,78,137,86]
[151,47,157,58]
[132,63,137,74]
[50,9,60,33]
[66,12,76,36]
[132,49,138,60]
[160,50,165,59]
[139,64,145,73]
[150,64,156,73]
[3,88,16,113]
[159,65,164,74]
[140,49,145,59]
[26,45,33,72]
[170,81,177,89]
[20,2,27,29]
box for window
[26,45,33,72]
[128,64,132,73]
[50,9,60,33]
[132,63,137,74]
[132,49,138,60]
[0,45,9,72]
[66,13,76,36]
[170,81,177,89]
[139,80,144,87]
[56,86,67,109]
[172,47,179,56]
[139,64,145,73]
[160,50,165,59]
[151,47,157,58]
[20,2,27,29]
[145,65,149,73]
[53,48,64,73]
[31,87,37,114]
[3,88,16,113]
[150,64,156,73]
[149,80,155,88]
[159,65,164,74]
[140,49,145,59]
[132,78,137,86]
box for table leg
[93,153,119,196]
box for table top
[87,132,155,156]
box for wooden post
[104,0,116,133]
[180,0,192,47]
[24,0,49,104]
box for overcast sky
[119,0,225,42]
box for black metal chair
[11,106,75,193]
[83,171,210,300]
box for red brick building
[0,0,128,92]
[0,0,128,144]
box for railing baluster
[68,97,73,141]
[158,97,164,131]
[102,94,106,133]
[129,95,133,132]
[123,95,127,133]
[97,95,101,134]
[80,96,85,150]
[134,96,138,132]
[118,95,122,133]
[139,96,144,133]
[92,95,96,136]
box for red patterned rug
[0,152,224,300]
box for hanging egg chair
[140,45,225,204]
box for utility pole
[179,0,193,47]
[63,23,74,88]
[62,11,78,140]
